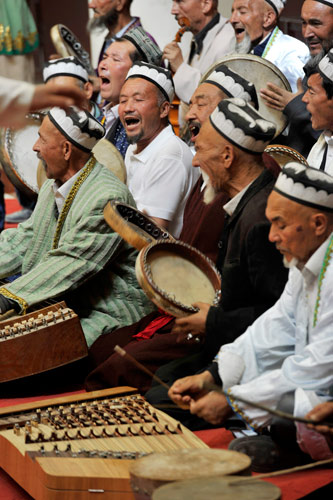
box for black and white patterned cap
[265,0,286,15]
[126,61,175,102]
[313,0,333,7]
[205,64,258,110]
[209,98,276,154]
[274,162,333,212]
[43,56,89,84]
[122,27,162,66]
[48,107,105,153]
[318,48,333,83]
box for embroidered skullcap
[122,27,162,66]
[274,163,333,212]
[313,1,333,7]
[318,48,333,83]
[126,62,175,102]
[205,64,259,110]
[43,57,89,84]
[265,0,286,15]
[48,107,105,153]
[209,98,276,154]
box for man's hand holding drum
[171,302,210,343]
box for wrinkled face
[98,41,134,103]
[88,0,116,17]
[192,120,229,191]
[185,83,224,143]
[119,78,168,148]
[302,73,333,131]
[266,190,321,266]
[301,0,333,56]
[171,0,207,34]
[33,116,68,183]
[230,0,265,43]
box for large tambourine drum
[50,24,94,76]
[264,144,308,168]
[201,54,291,138]
[152,476,281,500]
[92,139,126,184]
[130,449,251,500]
[104,200,174,251]
[0,113,44,199]
[135,240,221,317]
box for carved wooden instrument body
[0,302,88,383]
[0,387,208,499]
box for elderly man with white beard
[169,163,333,471]
[230,0,309,92]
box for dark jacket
[205,168,288,357]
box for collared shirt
[302,234,333,330]
[189,13,220,63]
[252,31,272,57]
[223,181,254,217]
[52,169,82,214]
[322,131,333,175]
[125,124,199,237]
[101,103,119,135]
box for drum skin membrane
[148,250,216,307]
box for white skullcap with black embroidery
[319,48,333,83]
[126,61,175,102]
[265,0,286,15]
[205,64,258,110]
[209,98,276,154]
[43,56,89,84]
[274,162,333,212]
[48,107,105,153]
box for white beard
[231,31,253,54]
[203,180,217,205]
[283,256,299,269]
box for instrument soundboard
[0,387,208,499]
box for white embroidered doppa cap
[48,107,105,153]
[43,56,89,84]
[205,64,259,110]
[126,61,175,102]
[274,162,333,212]
[209,98,276,154]
[265,0,287,15]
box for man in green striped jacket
[0,107,154,348]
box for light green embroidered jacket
[0,160,155,347]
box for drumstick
[114,345,170,391]
[203,381,333,427]
[113,346,333,428]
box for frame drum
[201,54,291,138]
[135,240,221,317]
[50,24,94,76]
[130,449,251,500]
[0,113,43,199]
[152,476,281,500]
[104,200,174,251]
[264,144,308,168]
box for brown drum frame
[264,144,308,168]
[104,201,174,251]
[135,240,221,317]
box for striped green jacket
[0,159,155,347]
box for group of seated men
[0,0,332,475]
